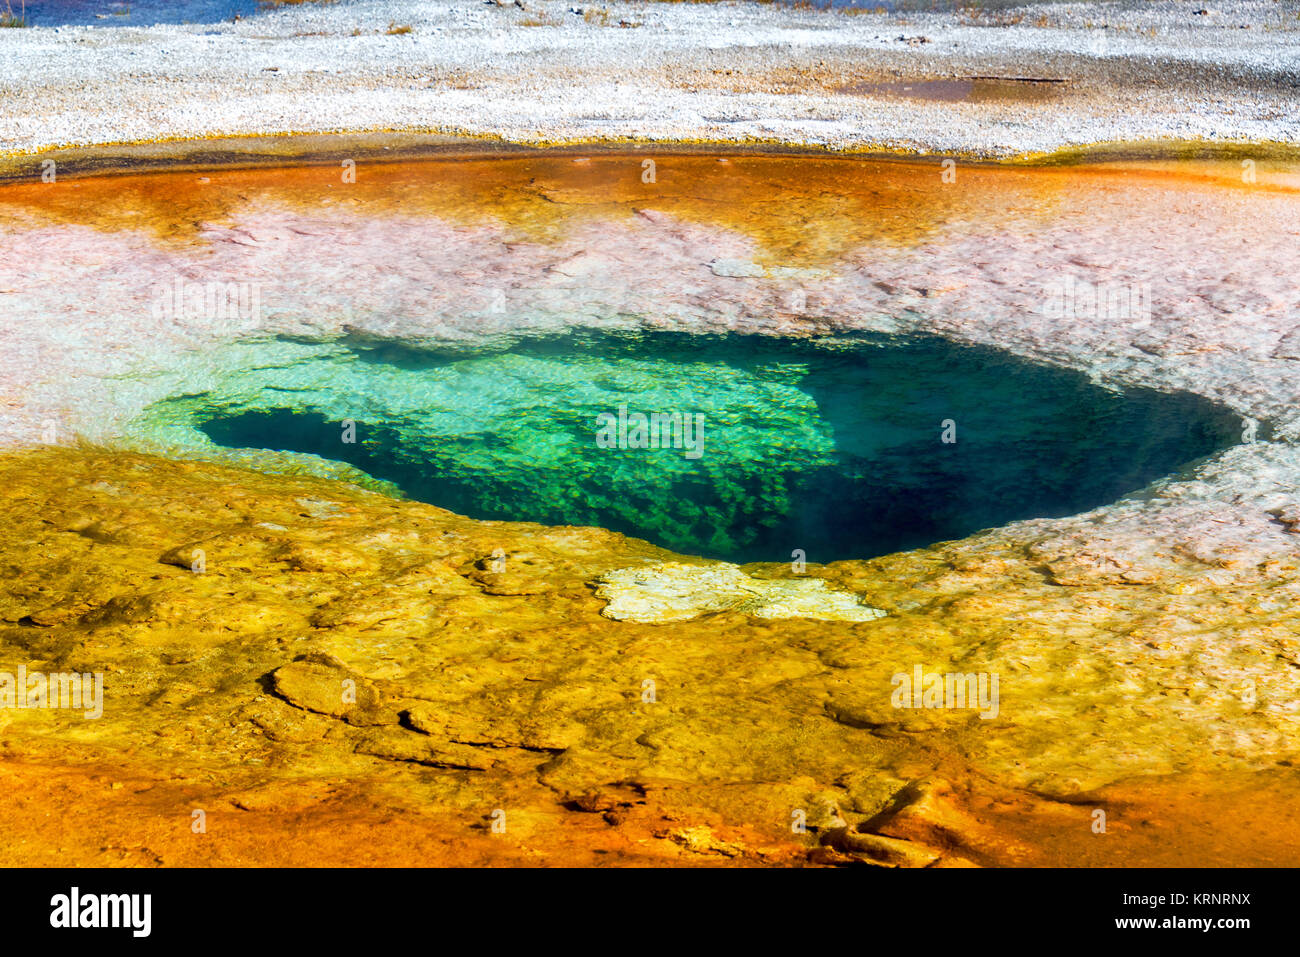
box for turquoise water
[148,331,1240,563]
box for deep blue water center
[193,332,1240,564]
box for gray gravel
[1,0,1297,160]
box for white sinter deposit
[0,0,1297,160]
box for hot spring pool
[131,330,1242,563]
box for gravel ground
[0,0,1297,159]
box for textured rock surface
[2,447,1300,866]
